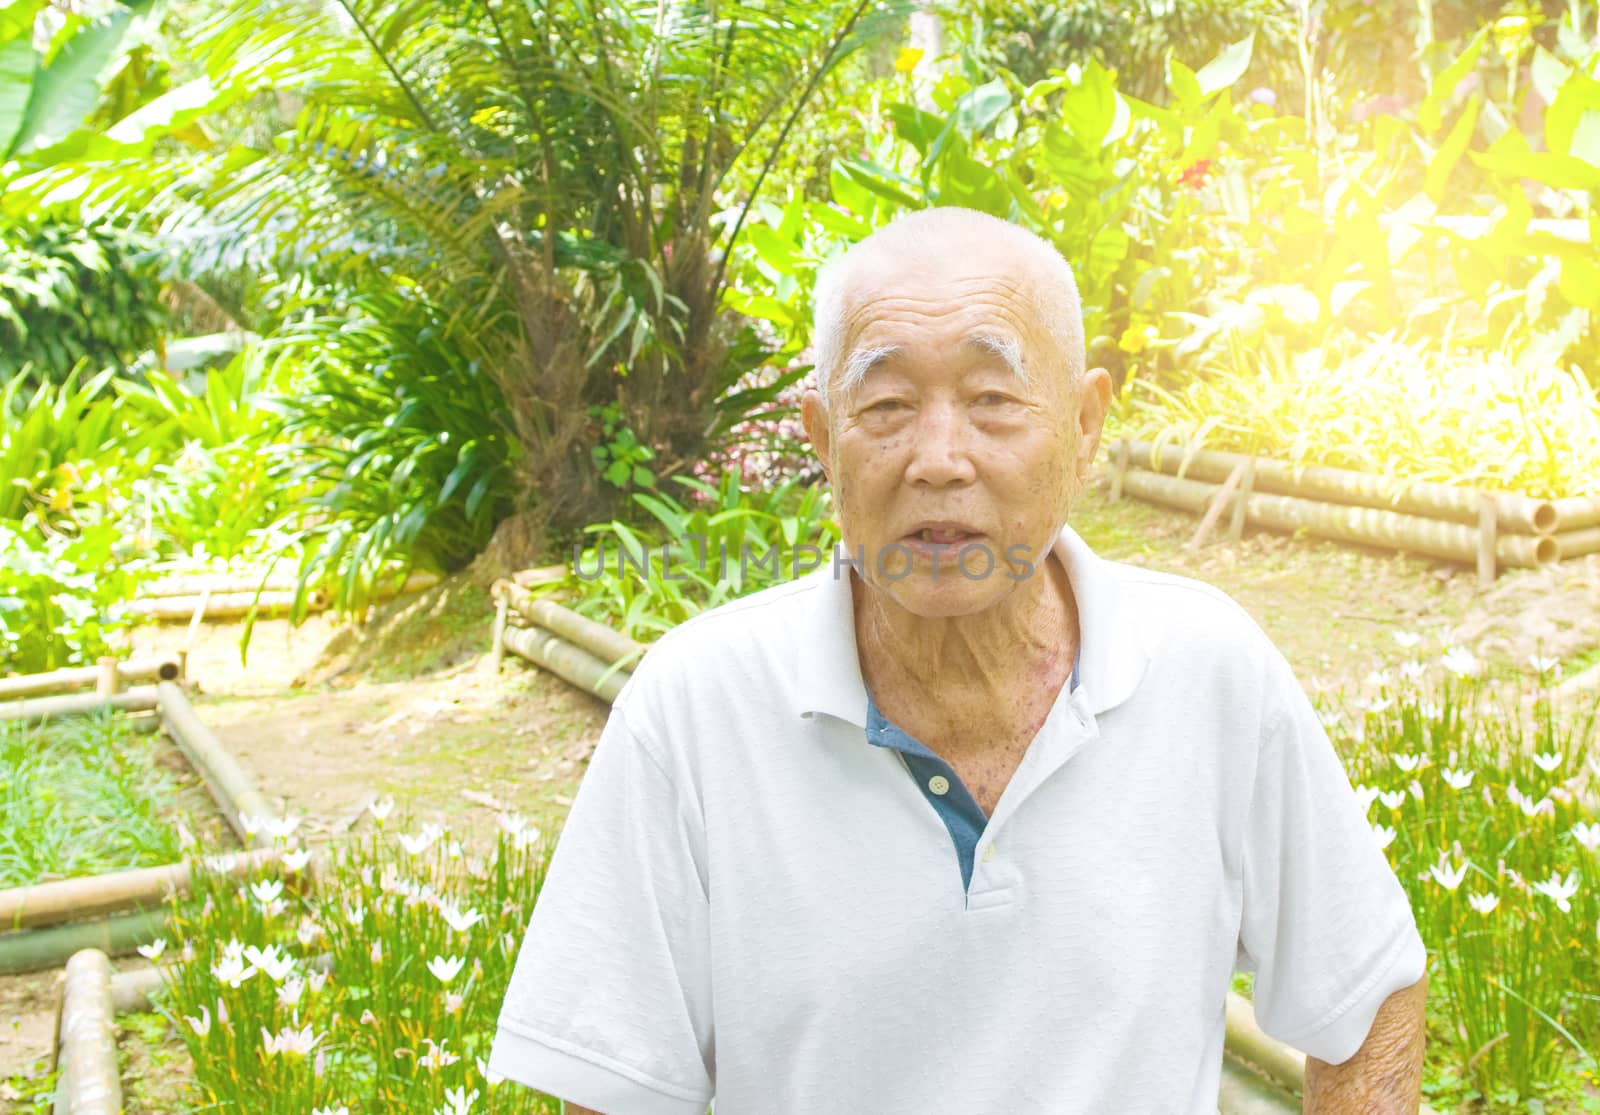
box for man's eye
[976,392,1014,405]
[867,399,904,412]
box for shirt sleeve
[489,702,715,1115]
[1235,646,1428,1066]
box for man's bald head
[811,208,1086,411]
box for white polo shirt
[490,523,1427,1114]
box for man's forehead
[837,270,1040,343]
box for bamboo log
[1128,441,1560,534]
[497,584,647,668]
[142,572,304,598]
[108,951,334,1015]
[1,849,279,932]
[0,911,163,975]
[1217,1058,1298,1114]
[511,565,568,587]
[1555,526,1600,561]
[126,589,332,623]
[0,688,160,724]
[1223,992,1305,1094]
[52,949,122,1115]
[1548,497,1600,533]
[157,682,276,843]
[1122,470,1558,569]
[501,625,631,704]
[372,570,441,599]
[0,659,181,702]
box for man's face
[801,246,1111,618]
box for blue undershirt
[864,649,1081,897]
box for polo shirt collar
[797,522,1149,726]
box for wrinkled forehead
[836,257,1048,352]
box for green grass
[0,710,203,888]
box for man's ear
[800,388,833,485]
[1074,367,1113,486]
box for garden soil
[4,476,1599,1104]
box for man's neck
[852,551,1079,716]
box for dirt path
[4,474,1597,1104]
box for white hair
[811,207,1085,410]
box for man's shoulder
[1103,556,1261,632]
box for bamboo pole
[157,682,276,843]
[1127,441,1560,534]
[1122,470,1557,569]
[510,565,569,587]
[52,949,122,1115]
[93,659,118,698]
[0,688,160,725]
[107,951,334,1015]
[496,584,647,668]
[1555,526,1600,561]
[1548,497,1600,534]
[501,625,631,704]
[0,911,163,975]
[0,659,181,702]
[1,849,279,932]
[126,589,331,623]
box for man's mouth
[902,524,985,548]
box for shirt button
[983,844,996,863]
[928,774,950,795]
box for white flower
[1393,753,1422,772]
[184,1005,212,1037]
[1572,822,1600,851]
[443,991,465,1015]
[137,938,167,961]
[1442,646,1480,677]
[203,854,238,874]
[1399,660,1425,682]
[277,975,305,1008]
[1532,751,1562,772]
[1518,793,1555,819]
[477,1056,505,1087]
[311,1107,349,1115]
[239,813,267,840]
[344,901,366,927]
[281,848,312,872]
[250,879,284,905]
[1370,824,1397,850]
[498,811,530,838]
[419,1038,460,1070]
[440,903,485,934]
[1379,789,1408,810]
[210,955,255,988]
[1354,784,1382,812]
[1428,855,1470,891]
[297,919,321,948]
[399,822,445,856]
[1364,670,1393,688]
[428,955,466,984]
[265,814,301,841]
[370,940,383,964]
[435,1085,478,1115]
[1442,767,1474,790]
[1467,892,1499,914]
[243,944,295,982]
[175,820,197,850]
[1409,778,1426,802]
[1529,654,1560,674]
[1531,870,1580,913]
[1419,701,1442,719]
[310,970,329,993]
[1367,696,1394,715]
[368,795,396,823]
[261,1023,321,1057]
[1393,631,1422,649]
[1317,708,1342,729]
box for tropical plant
[149,0,905,566]
[0,518,141,674]
[0,219,169,383]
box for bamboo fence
[1109,437,1600,586]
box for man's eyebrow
[837,344,902,398]
[964,333,1028,383]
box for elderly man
[490,207,1428,1113]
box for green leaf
[1195,33,1254,98]
[1545,71,1600,164]
[1418,26,1488,136]
[9,0,156,155]
[952,78,1011,138]
[1425,93,1481,204]
[1558,253,1600,310]
[1166,55,1202,114]
[1058,60,1115,147]
[0,33,35,158]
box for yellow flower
[894,47,924,74]
[1118,323,1158,355]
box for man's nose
[903,402,976,487]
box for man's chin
[868,573,1017,619]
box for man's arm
[1302,973,1428,1113]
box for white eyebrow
[835,344,902,401]
[965,333,1029,384]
